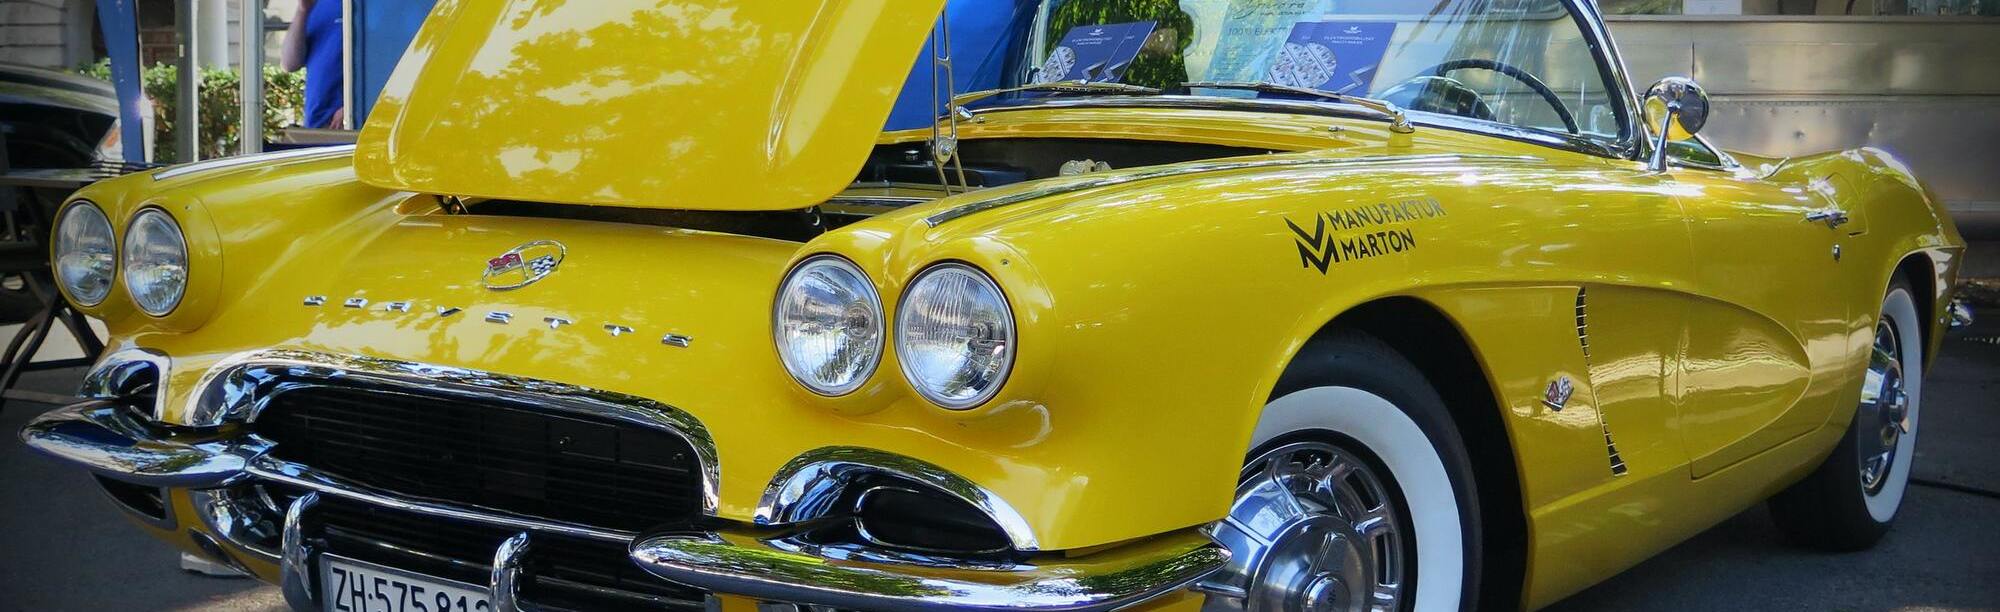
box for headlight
[896,263,1015,409]
[774,255,883,395]
[54,202,116,306]
[122,208,189,316]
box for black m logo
[1285,215,1336,274]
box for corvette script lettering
[1285,197,1447,273]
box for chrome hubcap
[1858,320,1909,495]
[1201,441,1408,612]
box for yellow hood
[354,0,944,211]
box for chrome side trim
[491,533,539,612]
[921,153,1539,228]
[629,528,1228,612]
[181,349,720,515]
[79,347,171,421]
[153,144,356,181]
[18,401,248,488]
[247,453,637,544]
[280,492,321,611]
[754,446,1042,552]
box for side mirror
[1642,76,1710,172]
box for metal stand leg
[0,289,62,410]
[0,273,102,411]
[48,279,102,356]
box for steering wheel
[1379,76,1495,123]
[1405,58,1580,134]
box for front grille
[255,383,703,533]
[315,497,707,611]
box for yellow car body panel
[58,72,1962,612]
[354,0,946,211]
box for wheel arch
[1893,253,1936,362]
[1267,296,1528,611]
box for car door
[1665,137,1861,478]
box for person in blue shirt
[280,0,345,129]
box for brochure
[1035,21,1159,83]
[1267,21,1397,94]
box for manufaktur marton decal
[1285,197,1447,273]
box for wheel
[1769,276,1923,551]
[1201,330,1481,611]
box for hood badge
[483,240,566,290]
[1543,376,1575,411]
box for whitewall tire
[1200,330,1480,612]
[1770,276,1923,550]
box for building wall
[3,0,298,70]
[0,0,93,68]
[1607,17,2000,237]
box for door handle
[1804,208,1850,229]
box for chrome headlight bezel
[773,254,886,397]
[121,207,190,316]
[895,262,1017,410]
[53,201,117,307]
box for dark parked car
[0,62,147,169]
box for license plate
[320,554,492,612]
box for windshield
[987,0,1627,146]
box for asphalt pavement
[3,314,1996,611]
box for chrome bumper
[18,400,248,488]
[20,399,1230,612]
[630,530,1227,612]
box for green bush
[79,60,306,163]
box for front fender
[808,149,1695,548]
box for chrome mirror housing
[1643,76,1711,172]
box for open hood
[354,0,945,211]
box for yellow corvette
[22,0,1965,610]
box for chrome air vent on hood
[353,0,946,211]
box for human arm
[279,0,313,72]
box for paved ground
[2,314,1995,611]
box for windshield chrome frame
[980,0,1646,161]
[1576,0,1650,161]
